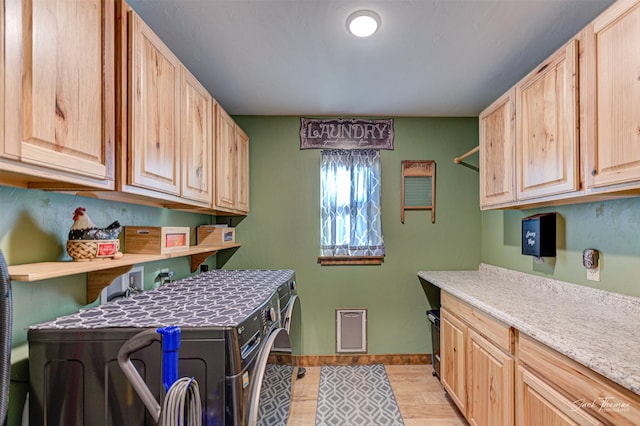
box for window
[320,149,384,264]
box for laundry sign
[300,118,394,150]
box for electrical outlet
[157,269,175,286]
[587,267,600,282]
[100,265,144,305]
[128,266,144,291]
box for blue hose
[157,326,180,392]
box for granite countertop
[418,264,640,395]
[31,269,295,330]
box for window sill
[318,256,384,266]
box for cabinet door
[236,126,250,213]
[215,107,237,210]
[441,309,467,415]
[1,0,4,161]
[516,366,602,426]
[516,40,579,200]
[181,66,213,204]
[3,0,115,184]
[479,90,516,208]
[467,329,514,426]
[128,11,181,195]
[586,0,640,188]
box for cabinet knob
[591,170,597,176]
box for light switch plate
[587,267,600,282]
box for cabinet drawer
[518,333,640,425]
[442,291,514,354]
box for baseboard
[294,353,432,366]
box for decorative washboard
[401,160,436,223]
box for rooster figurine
[68,207,122,241]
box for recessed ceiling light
[346,10,381,38]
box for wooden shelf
[8,243,241,303]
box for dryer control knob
[264,307,277,323]
[290,280,297,291]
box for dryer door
[282,295,298,333]
[283,295,301,356]
[246,328,295,426]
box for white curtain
[320,149,384,257]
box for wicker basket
[66,239,120,261]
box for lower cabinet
[441,309,467,414]
[441,291,640,426]
[518,333,640,426]
[516,366,601,426]
[468,329,514,426]
[441,292,515,426]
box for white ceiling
[126,0,615,117]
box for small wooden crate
[124,226,190,254]
[197,226,235,245]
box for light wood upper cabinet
[236,126,250,213]
[441,308,467,415]
[479,90,516,209]
[468,329,514,426]
[214,106,250,214]
[2,0,115,188]
[181,67,213,205]
[128,11,181,196]
[116,5,248,214]
[585,0,640,189]
[215,107,237,211]
[516,39,580,200]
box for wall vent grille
[336,309,367,353]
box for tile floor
[287,364,468,425]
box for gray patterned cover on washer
[30,269,295,330]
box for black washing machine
[28,269,297,426]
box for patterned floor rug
[315,364,405,426]
[258,364,293,426]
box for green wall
[481,198,640,297]
[223,116,482,356]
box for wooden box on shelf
[197,226,235,245]
[124,226,190,254]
